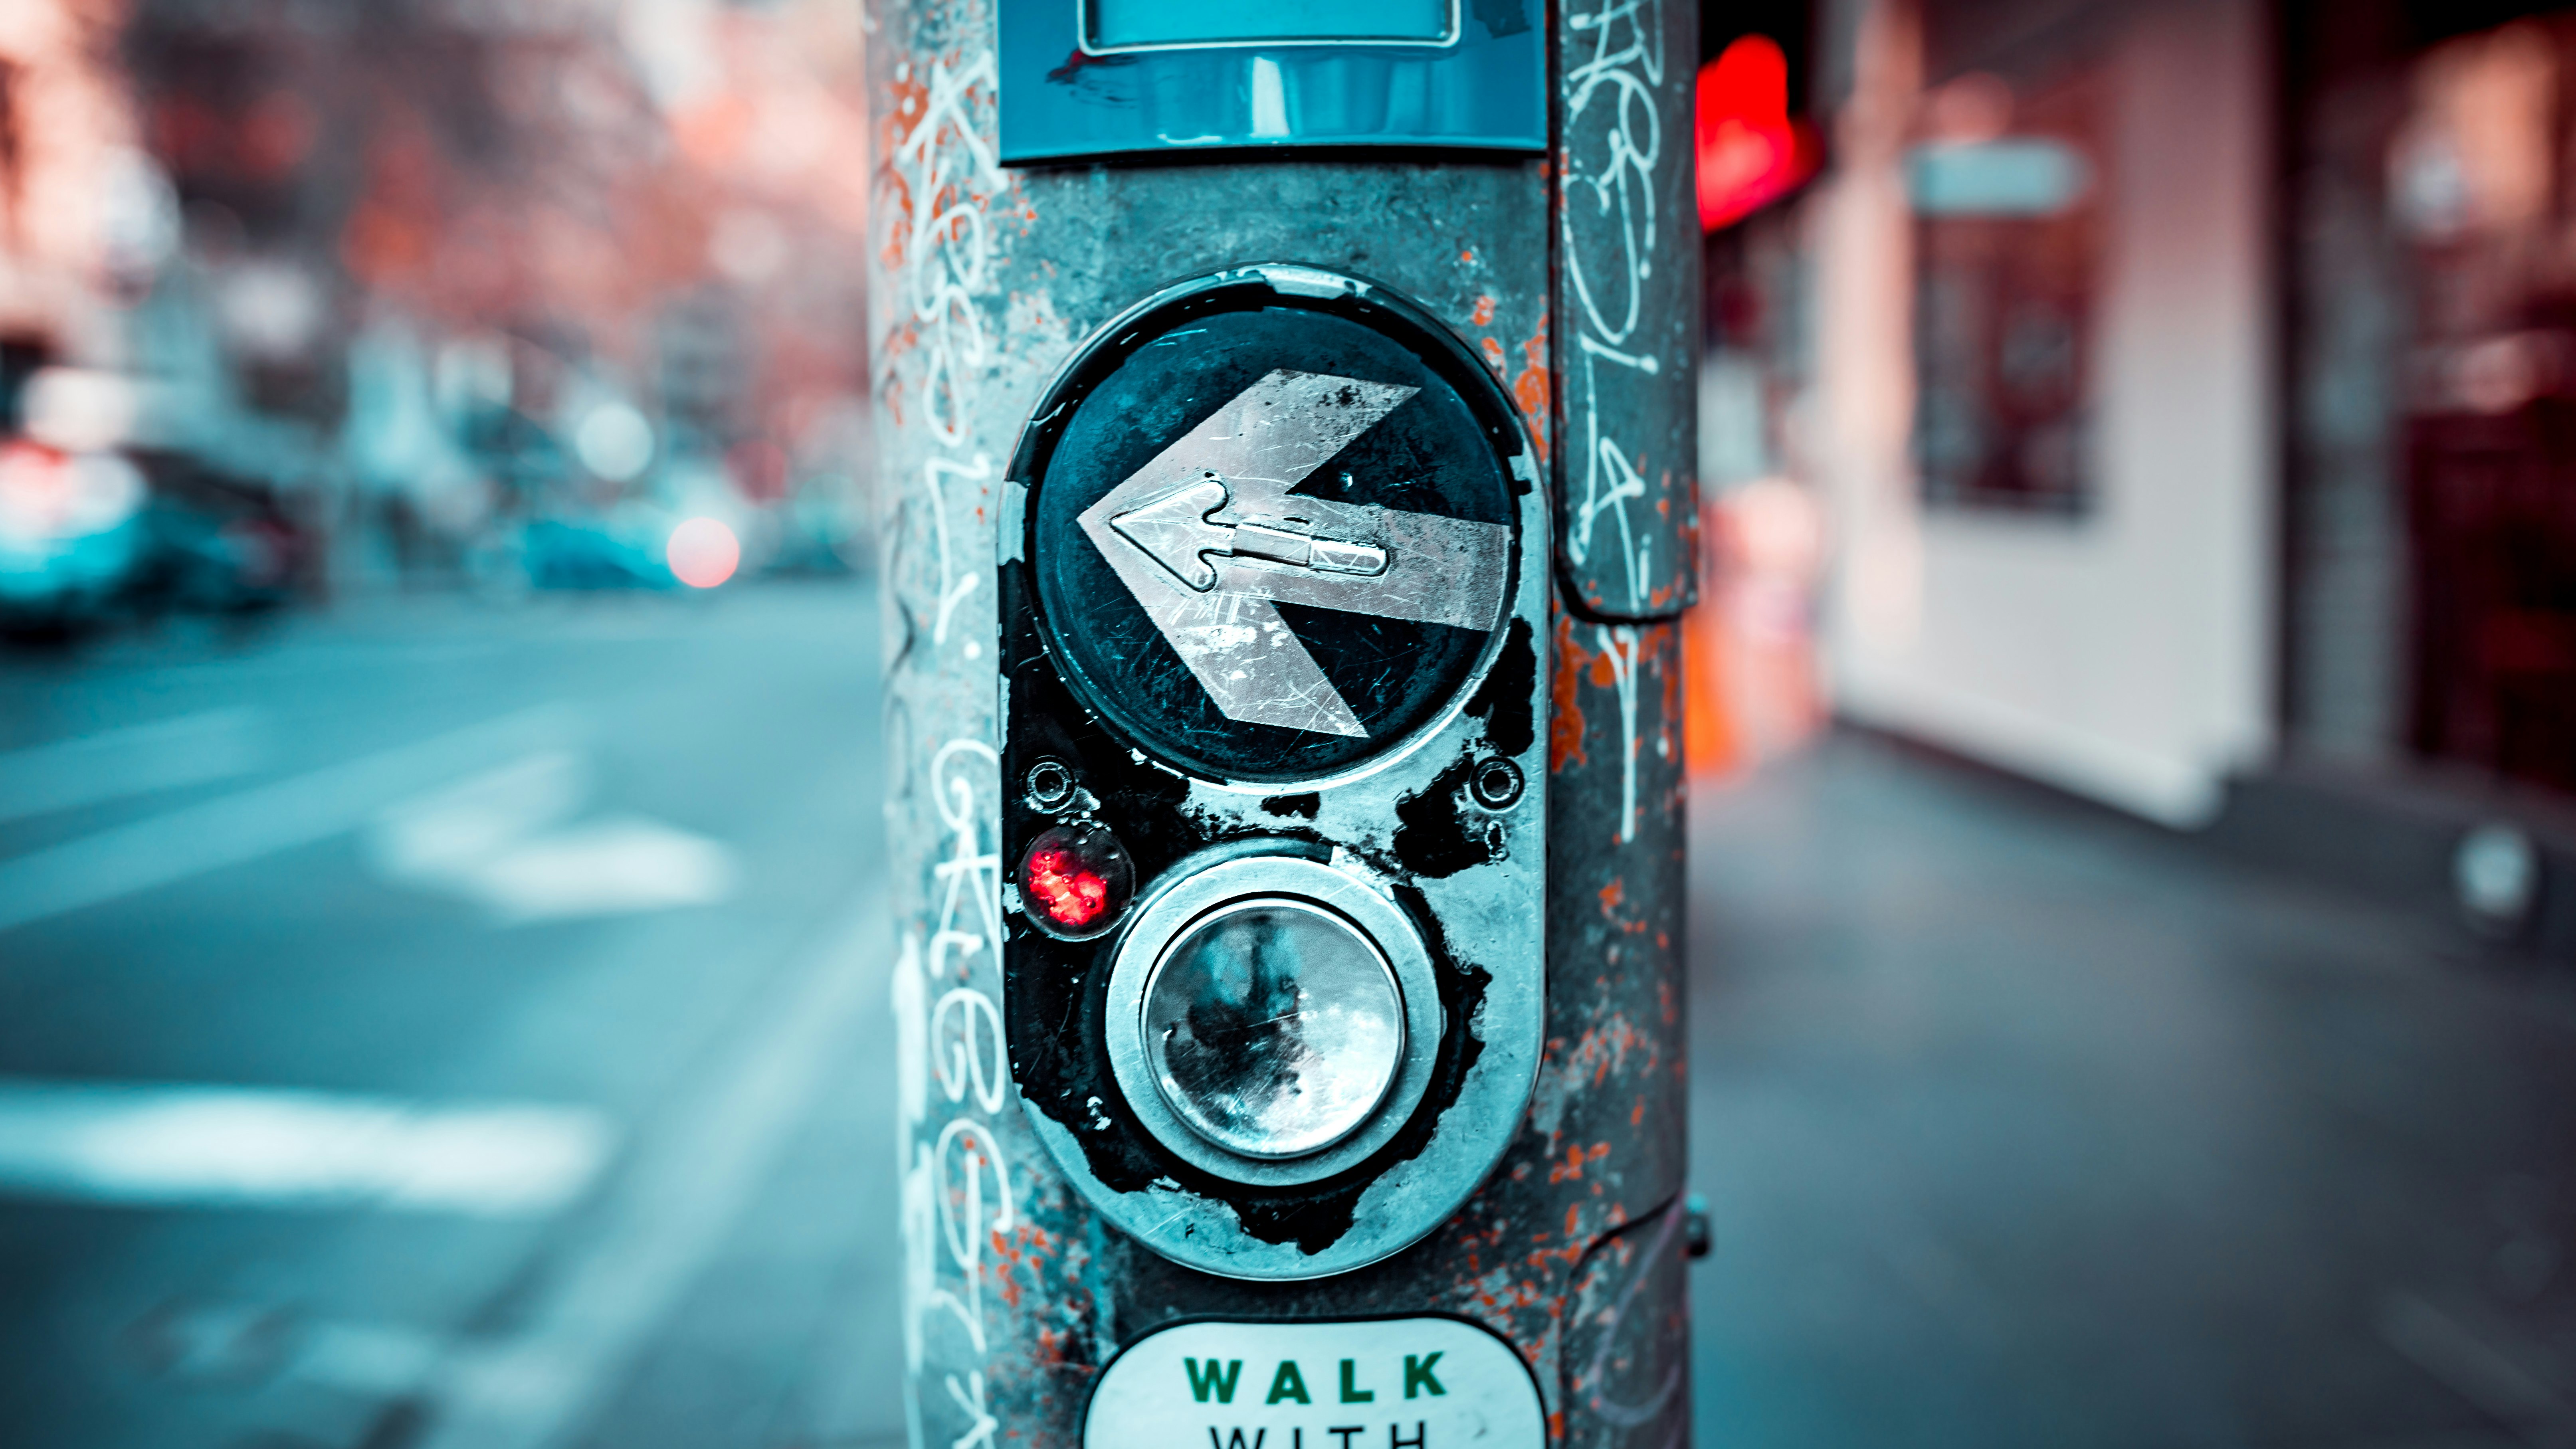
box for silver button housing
[1104,853,1442,1188]
[1144,897,1406,1159]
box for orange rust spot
[1550,613,1589,774]
[1589,1142,1610,1160]
[1565,1204,1580,1236]
[1513,317,1551,464]
[1513,369,1550,464]
[1461,247,1477,264]
[1598,878,1625,916]
[1471,293,1497,327]
[1631,1097,1645,1126]
[1481,336,1507,373]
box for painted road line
[365,752,739,923]
[415,893,891,1449]
[2376,1291,2576,1437]
[0,708,269,825]
[0,704,584,935]
[0,1080,616,1215]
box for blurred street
[2,590,2571,1447]
[0,582,903,1449]
[0,0,2570,1441]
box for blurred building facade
[1705,0,2576,955]
[0,0,875,622]
[1791,0,2274,828]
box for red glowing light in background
[1697,36,1821,232]
[1018,823,1134,936]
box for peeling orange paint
[1550,613,1589,774]
[1513,317,1550,465]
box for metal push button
[1143,898,1405,1159]
[1104,852,1443,1188]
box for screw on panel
[1026,758,1078,812]
[1685,1192,1713,1260]
[1469,757,1524,810]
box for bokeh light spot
[667,517,741,589]
[575,403,655,481]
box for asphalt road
[3,588,2571,1449]
[0,582,902,1449]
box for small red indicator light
[1019,823,1134,938]
[1696,35,1821,232]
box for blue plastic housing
[998,0,1544,163]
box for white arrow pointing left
[1077,369,1511,738]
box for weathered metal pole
[871,0,1698,1440]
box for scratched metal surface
[869,0,1692,1441]
[1555,0,1703,620]
[1060,608,1691,1426]
[998,285,1557,1280]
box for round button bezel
[1142,895,1407,1160]
[1009,266,1529,790]
[1104,855,1443,1188]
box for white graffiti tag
[889,53,1006,452]
[884,40,1014,1449]
[898,741,1013,1449]
[1562,0,1668,614]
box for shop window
[2388,19,2576,793]
[1908,69,2104,515]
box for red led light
[1028,849,1109,926]
[1018,823,1134,938]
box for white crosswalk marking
[364,750,738,922]
[0,1079,616,1215]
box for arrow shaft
[1226,523,1388,578]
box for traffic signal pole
[870,0,1698,1442]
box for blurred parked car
[515,514,680,591]
[0,438,149,633]
[0,434,309,637]
[126,450,309,616]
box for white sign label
[1083,1316,1544,1449]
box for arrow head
[1108,477,1231,592]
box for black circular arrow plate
[1024,273,1523,784]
